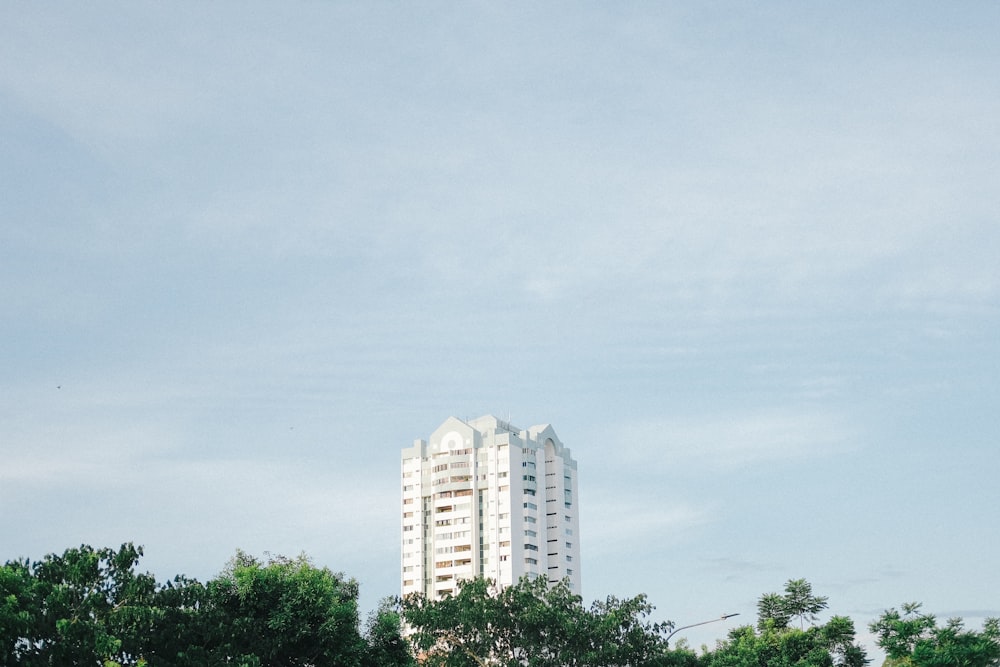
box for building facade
[401,415,581,599]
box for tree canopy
[401,575,674,667]
[5,546,995,667]
[1,544,408,667]
[870,603,1000,667]
[757,579,830,631]
[698,579,866,667]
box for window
[524,543,538,551]
[523,502,537,510]
[403,498,414,505]
[566,555,573,562]
[525,557,538,565]
[524,529,537,537]
[566,542,572,548]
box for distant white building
[401,415,581,599]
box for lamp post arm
[666,613,740,642]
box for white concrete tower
[401,415,581,599]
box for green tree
[401,575,672,667]
[0,559,35,666]
[758,579,829,631]
[362,597,414,667]
[2,543,157,667]
[783,580,829,630]
[702,620,867,667]
[204,551,365,667]
[141,575,212,667]
[703,581,865,667]
[870,604,1000,667]
[758,593,793,631]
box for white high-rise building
[401,415,581,599]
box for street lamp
[666,613,740,643]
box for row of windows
[436,530,470,540]
[436,489,473,499]
[435,544,472,554]
[435,516,472,526]
[433,475,472,485]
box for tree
[870,604,1000,667]
[757,579,829,631]
[703,580,865,667]
[203,551,365,667]
[401,575,672,667]
[0,559,35,666]
[140,575,211,667]
[869,603,937,663]
[2,543,158,667]
[702,620,868,667]
[758,593,793,631]
[362,597,414,667]
[783,579,830,630]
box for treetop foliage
[401,575,673,667]
[869,603,1000,667]
[757,579,830,631]
[4,547,996,667]
[0,543,410,667]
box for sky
[2,1,999,659]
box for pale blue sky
[2,2,999,657]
